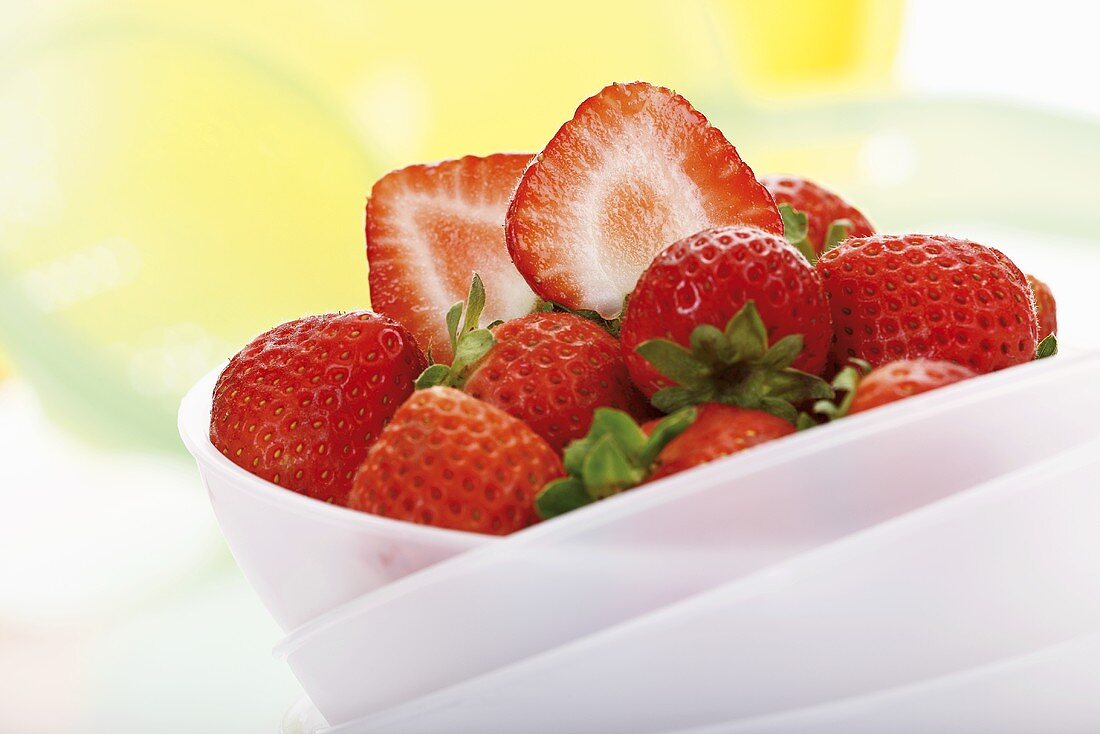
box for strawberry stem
[821,218,852,254]
[811,358,871,421]
[779,203,815,263]
[779,203,852,263]
[535,407,697,519]
[635,301,833,423]
[416,274,497,390]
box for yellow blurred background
[2,1,1099,731]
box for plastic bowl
[337,436,1100,733]
[177,366,494,632]
[274,351,1100,725]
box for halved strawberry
[367,154,538,362]
[506,82,782,318]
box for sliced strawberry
[506,82,782,318]
[367,154,538,363]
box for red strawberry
[347,387,564,535]
[534,404,790,519]
[366,154,538,363]
[763,175,875,258]
[645,404,794,481]
[506,82,781,319]
[417,277,652,452]
[847,359,976,415]
[1027,274,1057,338]
[817,235,1038,373]
[619,225,833,419]
[210,312,427,505]
[465,313,651,451]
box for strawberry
[347,387,564,535]
[763,175,875,260]
[811,358,976,421]
[1027,274,1057,338]
[619,226,834,419]
[848,359,976,414]
[506,82,781,319]
[817,235,1039,373]
[645,404,794,481]
[210,312,427,505]
[417,276,651,452]
[535,404,792,518]
[366,154,538,363]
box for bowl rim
[177,363,496,546]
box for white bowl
[698,632,1100,734]
[282,623,1100,734]
[336,435,1100,733]
[273,351,1100,726]
[177,366,493,632]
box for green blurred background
[1,1,1098,731]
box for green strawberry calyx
[416,274,499,390]
[635,301,834,423]
[800,358,872,425]
[1035,334,1058,360]
[535,406,697,519]
[779,203,851,264]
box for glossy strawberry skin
[848,359,976,415]
[463,312,652,452]
[210,312,427,505]
[644,404,793,481]
[818,235,1038,373]
[367,154,537,363]
[1027,274,1057,338]
[620,226,833,398]
[762,175,875,255]
[347,387,564,535]
[507,82,781,318]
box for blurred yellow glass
[713,0,903,100]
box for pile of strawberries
[210,82,1058,536]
